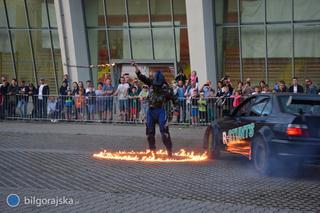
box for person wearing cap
[37,78,50,119]
[133,62,178,158]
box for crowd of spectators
[0,70,319,124]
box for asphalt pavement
[0,121,319,213]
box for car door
[236,96,272,157]
[221,96,272,158]
[220,96,256,158]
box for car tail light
[286,124,309,136]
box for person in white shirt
[37,78,50,119]
[114,76,129,121]
[288,77,304,93]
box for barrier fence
[0,94,236,125]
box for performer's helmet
[153,70,165,86]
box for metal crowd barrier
[0,94,236,125]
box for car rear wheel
[207,127,220,160]
[252,136,273,175]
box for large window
[215,0,320,87]
[0,0,62,94]
[83,0,190,80]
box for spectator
[37,78,50,119]
[62,74,70,86]
[114,76,129,121]
[222,85,232,97]
[139,85,149,123]
[64,90,74,120]
[7,79,19,118]
[175,80,186,123]
[0,77,9,117]
[242,80,252,96]
[95,82,106,121]
[261,84,270,93]
[0,76,7,87]
[47,96,58,123]
[231,90,242,107]
[78,81,86,94]
[277,80,287,93]
[206,90,216,122]
[252,86,261,95]
[175,69,187,85]
[0,82,3,119]
[71,82,79,95]
[235,81,243,94]
[190,89,199,124]
[184,79,190,89]
[124,74,132,88]
[28,83,37,118]
[216,81,224,97]
[85,80,95,93]
[189,70,199,85]
[131,78,141,95]
[188,71,198,95]
[75,89,85,120]
[103,78,114,121]
[305,79,318,95]
[17,80,29,118]
[288,77,304,93]
[222,75,234,94]
[259,80,266,91]
[59,81,68,96]
[128,86,139,122]
[198,92,207,123]
[200,81,213,98]
[86,85,96,120]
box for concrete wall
[55,0,90,83]
[186,0,217,87]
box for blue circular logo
[7,194,20,207]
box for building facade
[0,0,319,93]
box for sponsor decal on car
[222,123,255,144]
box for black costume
[136,69,177,156]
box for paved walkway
[0,121,319,212]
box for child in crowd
[252,86,261,95]
[198,92,207,123]
[86,85,96,120]
[261,84,270,93]
[139,85,149,123]
[189,70,199,87]
[128,86,139,122]
[75,89,86,120]
[47,96,58,123]
[231,90,242,108]
[64,90,74,120]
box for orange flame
[225,140,251,158]
[93,149,208,162]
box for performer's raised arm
[132,62,152,86]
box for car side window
[234,97,256,117]
[249,97,271,117]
